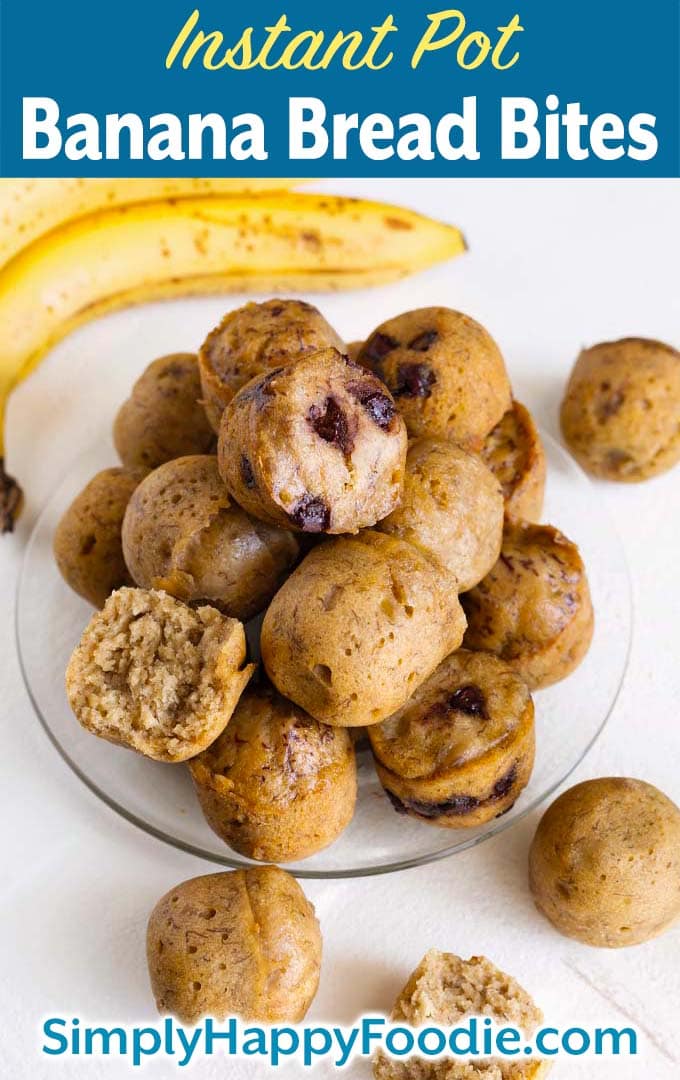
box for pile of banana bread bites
[56,298,595,864]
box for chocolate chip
[491,766,517,800]
[385,790,410,816]
[80,534,96,556]
[392,362,436,399]
[240,455,256,489]
[386,790,480,819]
[385,767,518,821]
[308,397,354,456]
[361,392,397,430]
[448,684,488,719]
[346,381,396,430]
[289,494,330,533]
[408,329,438,352]
[363,332,398,368]
[237,367,282,404]
[268,305,284,316]
[342,354,365,373]
[424,684,488,725]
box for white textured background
[1,179,679,1078]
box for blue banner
[1,0,678,176]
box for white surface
[1,178,679,1079]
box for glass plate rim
[16,430,634,879]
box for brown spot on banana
[0,457,23,533]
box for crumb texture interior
[374,950,546,1080]
[66,587,250,761]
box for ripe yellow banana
[0,191,465,531]
[0,178,299,267]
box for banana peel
[0,458,22,533]
[0,178,299,267]
[0,191,465,532]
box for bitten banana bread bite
[113,353,215,470]
[462,522,593,689]
[218,348,407,535]
[560,337,680,481]
[374,950,549,1080]
[376,438,504,591]
[53,465,147,608]
[358,307,511,450]
[529,778,680,948]
[147,867,322,1023]
[370,650,535,828]
[189,683,357,862]
[122,455,298,621]
[66,587,254,762]
[261,531,466,727]
[199,298,346,431]
[482,400,546,522]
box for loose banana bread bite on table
[122,455,298,621]
[369,650,535,827]
[53,465,147,608]
[147,866,321,1023]
[261,531,466,728]
[529,778,680,948]
[218,348,407,535]
[481,400,547,521]
[560,337,680,481]
[374,949,549,1080]
[190,682,357,862]
[376,437,504,591]
[113,352,215,470]
[358,307,511,450]
[462,521,593,689]
[66,587,253,762]
[199,298,346,431]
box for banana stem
[0,457,23,533]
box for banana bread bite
[482,400,547,522]
[53,466,147,608]
[261,531,466,727]
[218,349,407,535]
[377,438,504,591]
[66,587,254,762]
[358,307,511,450]
[370,650,535,828]
[199,298,346,431]
[113,353,215,470]
[190,683,357,862]
[122,455,298,621]
[560,337,680,481]
[529,778,680,948]
[462,522,594,690]
[374,950,549,1080]
[147,866,321,1023]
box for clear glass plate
[16,432,632,878]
